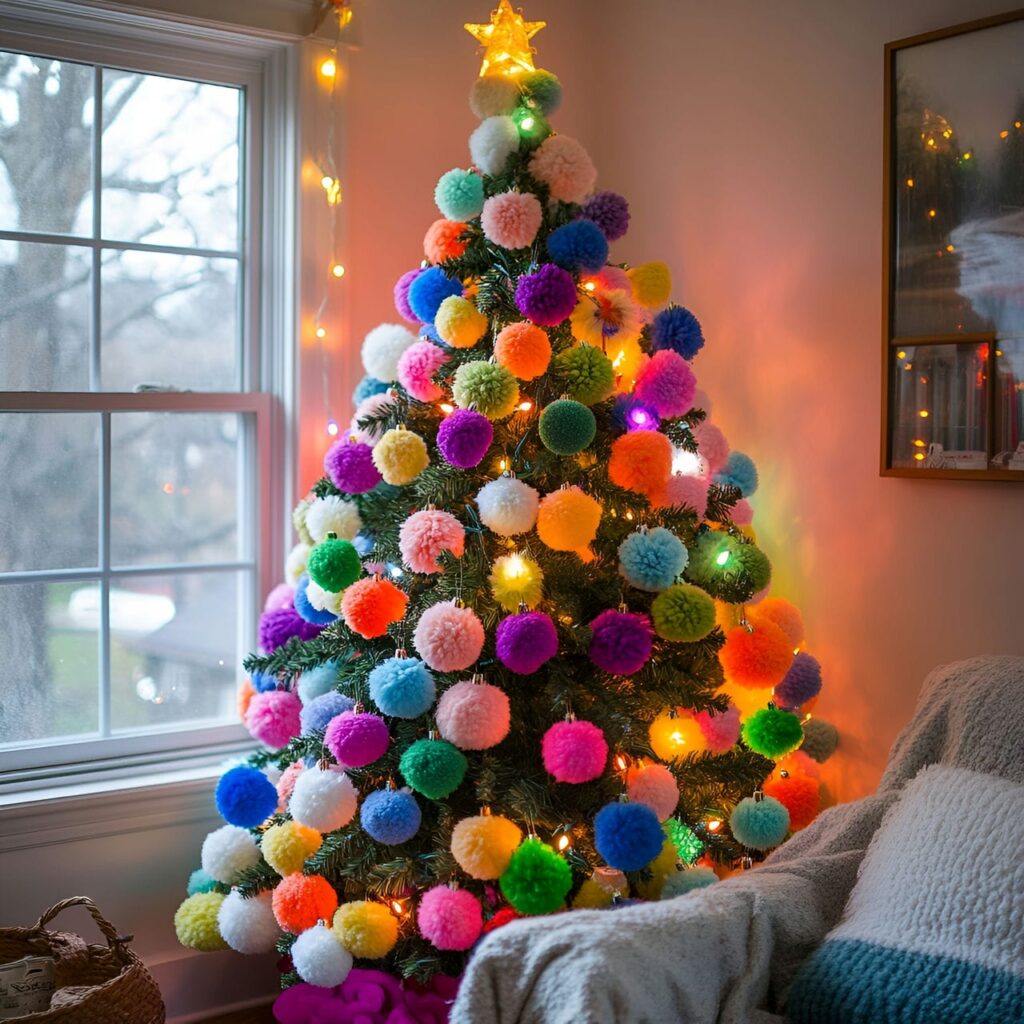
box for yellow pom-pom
[636,838,680,899]
[261,821,322,877]
[627,261,672,308]
[332,900,399,959]
[649,711,707,762]
[489,552,543,611]
[451,813,523,880]
[572,877,614,909]
[372,427,429,486]
[608,336,647,391]
[175,892,228,951]
[434,295,488,349]
[537,486,602,558]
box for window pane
[100,250,238,391]
[0,52,94,236]
[101,70,240,252]
[110,570,245,732]
[0,580,99,746]
[0,241,91,390]
[0,412,99,572]
[110,411,242,567]
[994,339,1024,468]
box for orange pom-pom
[608,431,672,498]
[237,678,255,721]
[424,219,468,264]
[719,682,768,720]
[719,621,794,689]
[341,576,409,639]
[748,597,805,647]
[775,750,820,780]
[763,772,820,830]
[493,322,551,380]
[272,873,338,934]
[536,486,602,556]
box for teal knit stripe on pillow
[787,939,1024,1024]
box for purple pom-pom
[774,652,823,709]
[514,264,578,327]
[436,409,494,469]
[259,606,322,652]
[324,711,390,768]
[581,191,630,241]
[394,268,424,323]
[651,305,705,360]
[495,610,559,675]
[324,438,382,494]
[588,609,653,676]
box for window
[0,8,293,788]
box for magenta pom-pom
[245,690,302,749]
[398,509,466,574]
[626,763,680,820]
[588,609,653,676]
[397,340,448,403]
[495,610,558,675]
[259,607,322,653]
[413,600,485,673]
[634,350,697,419]
[436,409,493,469]
[694,703,741,753]
[324,711,389,768]
[514,264,578,327]
[435,679,510,750]
[394,268,424,323]
[542,719,608,783]
[324,438,382,494]
[263,583,295,612]
[417,885,482,951]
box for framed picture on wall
[881,9,1024,480]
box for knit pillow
[787,764,1024,1024]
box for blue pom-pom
[730,794,790,850]
[360,787,422,845]
[187,868,217,895]
[618,527,688,592]
[251,669,277,693]
[368,656,436,719]
[435,168,485,221]
[774,652,822,709]
[353,374,389,406]
[546,219,609,273]
[594,801,665,872]
[611,395,659,434]
[294,574,339,626]
[300,690,356,735]
[215,765,278,828]
[297,662,340,703]
[353,532,375,557]
[418,323,444,345]
[408,266,463,324]
[714,451,759,496]
[651,306,705,360]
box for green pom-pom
[665,819,703,864]
[174,891,227,951]
[499,836,572,915]
[187,868,217,896]
[554,345,615,406]
[684,532,765,602]
[800,718,839,763]
[307,536,361,592]
[741,707,804,759]
[651,583,716,641]
[399,738,468,799]
[452,361,520,420]
[434,168,485,221]
[538,399,596,455]
[520,69,562,116]
[731,544,771,593]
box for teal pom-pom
[187,868,217,896]
[297,661,340,703]
[353,375,388,406]
[715,451,758,496]
[730,794,790,850]
[660,866,717,899]
[399,738,468,799]
[594,801,665,872]
[307,537,361,592]
[499,836,572,915]
[554,345,615,406]
[368,657,436,719]
[538,399,596,455]
[520,69,562,115]
[742,707,804,759]
[435,169,485,221]
[618,527,688,592]
[452,361,519,420]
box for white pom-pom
[476,476,540,536]
[201,825,260,884]
[285,543,311,586]
[217,890,280,954]
[291,923,353,987]
[469,116,519,176]
[305,495,362,544]
[289,766,357,832]
[362,324,417,382]
[305,579,342,614]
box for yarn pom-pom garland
[749,597,805,647]
[201,824,260,884]
[452,360,519,420]
[694,703,742,753]
[324,712,390,769]
[476,476,540,536]
[730,794,790,850]
[715,451,759,497]
[288,766,358,833]
[594,801,665,872]
[306,537,361,593]
[418,886,483,951]
[581,190,630,241]
[412,600,485,673]
[261,821,322,877]
[499,837,573,915]
[451,814,523,879]
[435,679,510,750]
[215,765,278,828]
[341,576,408,639]
[397,340,448,402]
[618,527,688,592]
[469,115,520,175]
[536,486,602,554]
[372,427,430,487]
[217,890,279,955]
[359,787,422,845]
[480,190,543,250]
[528,134,596,203]
[434,168,485,221]
[800,717,840,763]
[437,408,493,469]
[546,219,609,273]
[493,321,551,380]
[542,719,608,783]
[324,438,382,495]
[434,295,488,350]
[538,398,596,455]
[651,584,717,642]
[742,706,804,759]
[554,344,615,406]
[245,690,302,749]
[400,738,468,800]
[368,656,436,718]
[774,652,823,709]
[520,68,563,115]
[626,763,680,821]
[661,867,718,899]
[305,495,362,544]
[272,873,339,934]
[588,609,653,676]
[175,892,227,951]
[407,266,463,324]
[489,552,543,611]
[361,324,417,382]
[634,350,698,419]
[609,430,673,497]
[627,261,672,308]
[291,923,352,988]
[495,610,559,675]
[399,508,466,574]
[514,263,578,327]
[651,305,705,360]
[763,773,820,830]
[258,606,321,653]
[393,269,424,324]
[720,621,794,689]
[424,218,468,265]
[469,73,519,118]
[294,574,339,627]
[332,901,399,959]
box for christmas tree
[174,0,835,997]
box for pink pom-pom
[480,191,543,249]
[435,679,510,750]
[731,498,754,525]
[626,763,680,821]
[542,719,608,783]
[634,350,697,419]
[398,509,466,574]
[350,392,397,446]
[246,690,302,749]
[694,422,729,474]
[397,341,448,403]
[693,703,741,753]
[264,583,295,612]
[417,885,482,951]
[588,266,632,293]
[653,474,710,519]
[529,135,596,204]
[276,760,305,811]
[413,601,485,673]
[324,711,389,768]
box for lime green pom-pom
[399,738,468,799]
[175,892,228,951]
[742,707,804,759]
[499,837,572,915]
[731,544,771,593]
[452,361,520,420]
[307,537,361,592]
[684,532,764,602]
[554,345,615,406]
[651,583,716,641]
[538,399,596,456]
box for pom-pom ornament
[715,451,759,496]
[572,878,614,910]
[215,765,277,828]
[542,719,608,783]
[451,813,523,879]
[494,321,551,380]
[325,438,381,494]
[581,190,630,241]
[435,678,510,750]
[435,168,485,221]
[413,600,485,673]
[555,345,615,406]
[694,703,742,753]
[289,766,358,832]
[634,350,697,419]
[272,874,338,934]
[372,427,430,486]
[452,361,519,420]
[393,269,423,323]
[399,508,465,574]
[201,825,260,884]
[325,712,389,769]
[730,794,790,850]
[476,476,539,536]
[800,717,840,763]
[423,218,468,264]
[361,324,416,382]
[333,901,399,959]
[261,821,322,877]
[529,134,596,203]
[490,552,543,611]
[435,296,488,352]
[397,340,447,402]
[520,68,562,114]
[353,373,390,406]
[360,787,422,845]
[305,495,362,544]
[649,712,707,762]
[594,801,665,872]
[418,886,483,951]
[175,892,227,951]
[626,763,680,821]
[720,621,794,689]
[217,891,279,955]
[294,574,339,627]
[661,867,717,899]
[499,837,572,915]
[763,773,820,830]
[469,115,519,175]
[481,190,543,250]
[437,409,493,469]
[291,923,353,988]
[538,399,595,456]
[748,597,805,647]
[537,486,602,556]
[742,707,804,759]
[297,662,340,704]
[651,305,704,360]
[588,609,653,676]
[547,219,609,273]
[275,761,305,809]
[515,263,578,327]
[609,430,672,497]
[651,584,717,642]
[368,656,436,718]
[627,262,672,308]
[307,537,361,593]
[495,610,558,675]
[774,652,823,709]
[400,737,468,800]
[619,527,688,592]
[407,266,463,324]
[341,576,408,639]
[187,869,217,896]
[245,690,302,749]
[259,606,321,652]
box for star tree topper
[464,0,546,77]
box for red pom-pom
[341,576,408,639]
[483,906,522,933]
[424,219,468,264]
[609,430,673,498]
[719,620,794,689]
[272,873,338,933]
[763,773,820,830]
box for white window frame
[0,0,297,793]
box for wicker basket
[0,897,164,1023]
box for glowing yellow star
[464,0,546,77]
